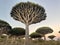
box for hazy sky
[0,0,60,39]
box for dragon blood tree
[36,27,53,40]
[10,2,46,45]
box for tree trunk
[44,35,46,41]
[25,24,29,45]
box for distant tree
[36,27,53,40]
[8,27,25,38]
[30,32,42,39]
[10,2,46,45]
[0,19,12,35]
[8,27,25,44]
[59,31,60,33]
[48,35,56,40]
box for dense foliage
[48,35,56,40]
[36,27,53,35]
[0,20,10,27]
[0,19,12,35]
[8,27,25,36]
[30,32,42,38]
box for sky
[0,0,60,40]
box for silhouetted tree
[48,35,56,40]
[10,2,46,45]
[59,31,60,33]
[36,27,53,40]
[0,19,12,35]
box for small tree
[48,35,56,40]
[10,2,46,45]
[8,27,25,38]
[36,27,53,40]
[0,19,12,35]
[30,32,42,39]
[8,27,25,44]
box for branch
[14,9,26,24]
[19,10,26,21]
[29,8,42,24]
[28,8,34,21]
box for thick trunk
[44,35,46,40]
[25,24,29,45]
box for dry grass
[0,37,60,45]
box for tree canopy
[0,19,10,27]
[36,27,53,35]
[48,35,56,40]
[10,2,46,25]
[0,19,12,35]
[30,32,42,38]
[8,27,25,36]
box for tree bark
[44,35,46,41]
[25,24,29,45]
